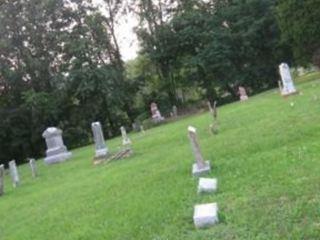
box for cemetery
[1,0,320,239]
[0,72,320,239]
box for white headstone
[42,127,72,164]
[193,203,219,228]
[198,178,217,193]
[0,164,4,196]
[188,126,211,177]
[9,160,19,188]
[279,63,297,95]
[91,122,108,159]
[29,158,37,178]
[120,126,131,146]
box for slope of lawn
[1,72,320,239]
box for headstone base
[198,178,217,193]
[95,148,108,159]
[192,161,211,177]
[281,90,299,97]
[193,203,219,228]
[44,152,72,164]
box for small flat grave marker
[193,203,219,228]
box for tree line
[0,0,319,165]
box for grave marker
[0,164,4,196]
[29,158,37,178]
[91,122,108,161]
[188,126,211,176]
[279,63,297,96]
[42,127,72,164]
[9,160,19,188]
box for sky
[93,0,139,61]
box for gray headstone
[120,126,131,147]
[9,160,19,188]
[188,126,211,177]
[42,127,72,164]
[91,122,108,159]
[29,158,37,178]
[0,164,4,196]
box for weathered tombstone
[172,105,178,118]
[120,126,131,147]
[193,203,219,228]
[150,102,165,123]
[239,86,249,101]
[140,125,145,134]
[209,101,219,134]
[29,158,37,178]
[42,127,72,164]
[188,126,211,177]
[198,178,217,194]
[207,101,213,113]
[279,63,297,96]
[9,160,19,188]
[91,122,108,160]
[0,164,4,196]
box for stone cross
[0,164,4,196]
[188,126,211,176]
[9,160,20,188]
[120,126,131,146]
[279,63,297,96]
[42,127,72,164]
[91,122,108,159]
[29,158,37,178]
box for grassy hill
[1,72,320,239]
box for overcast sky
[93,0,139,61]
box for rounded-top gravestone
[42,127,72,164]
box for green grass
[1,72,320,239]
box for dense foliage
[0,0,318,165]
[276,0,320,67]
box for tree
[277,0,320,67]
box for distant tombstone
[29,158,37,178]
[239,86,248,101]
[207,101,213,113]
[279,63,297,96]
[42,127,72,164]
[120,126,131,147]
[209,101,218,135]
[91,122,108,159]
[140,125,145,134]
[0,164,4,196]
[188,126,211,177]
[9,160,19,188]
[150,102,165,123]
[172,105,178,118]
